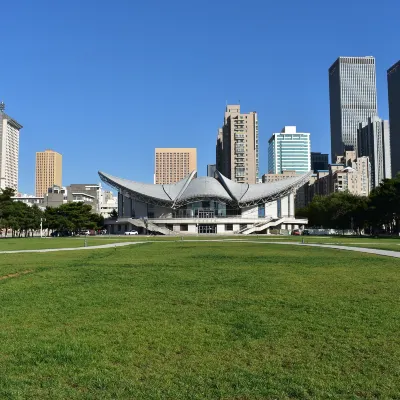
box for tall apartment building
[216,104,259,184]
[333,151,371,196]
[155,148,197,184]
[329,56,378,160]
[35,150,62,197]
[0,103,23,191]
[387,60,400,176]
[311,152,329,173]
[268,126,311,174]
[298,151,372,208]
[357,117,391,189]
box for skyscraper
[387,60,400,176]
[357,117,391,189]
[268,126,311,174]
[216,104,259,184]
[329,56,378,160]
[207,164,216,177]
[154,148,197,184]
[311,152,329,173]
[0,103,23,192]
[35,150,62,197]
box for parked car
[302,229,311,236]
[51,230,72,237]
[291,229,301,236]
[125,229,139,235]
[78,230,91,236]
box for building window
[225,224,233,231]
[180,224,188,231]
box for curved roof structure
[99,170,312,208]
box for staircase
[127,218,177,236]
[239,217,286,235]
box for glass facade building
[387,60,400,176]
[268,126,311,174]
[311,152,329,173]
[329,56,378,160]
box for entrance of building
[198,210,214,218]
[198,224,216,234]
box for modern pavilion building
[99,170,311,235]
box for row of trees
[0,188,104,237]
[296,174,400,234]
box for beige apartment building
[35,150,62,197]
[297,151,371,209]
[216,104,259,184]
[155,148,197,184]
[262,170,298,183]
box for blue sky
[2,0,399,193]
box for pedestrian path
[0,241,144,254]
[0,239,399,259]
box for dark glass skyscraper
[329,57,378,160]
[387,61,400,176]
[310,152,329,173]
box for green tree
[0,188,16,235]
[368,174,400,234]
[109,209,118,219]
[302,192,369,233]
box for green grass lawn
[1,242,400,399]
[0,234,399,252]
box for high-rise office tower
[268,126,311,174]
[310,152,329,173]
[0,103,23,192]
[207,164,216,177]
[387,60,400,176]
[216,104,259,184]
[154,148,197,184]
[357,117,391,189]
[329,56,378,160]
[35,150,62,197]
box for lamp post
[40,217,47,238]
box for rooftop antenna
[0,102,5,113]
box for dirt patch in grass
[0,270,33,281]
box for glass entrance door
[198,224,216,234]
[198,210,214,218]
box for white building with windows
[100,190,117,218]
[268,126,311,174]
[12,193,45,210]
[0,104,23,191]
[99,170,311,235]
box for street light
[40,217,46,238]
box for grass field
[1,241,400,399]
[0,234,399,252]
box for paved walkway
[0,239,399,259]
[0,241,144,254]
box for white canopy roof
[99,170,312,208]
